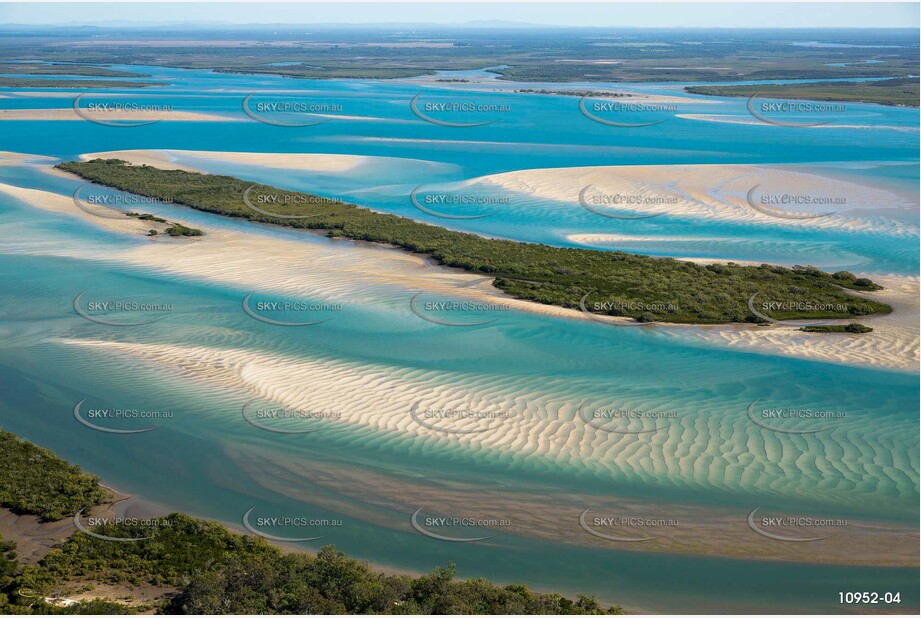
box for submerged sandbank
[55,333,919,567]
[0,108,238,122]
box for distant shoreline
[686,78,919,108]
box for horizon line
[1,21,919,29]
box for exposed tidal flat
[0,166,918,611]
[0,63,918,612]
[674,112,921,133]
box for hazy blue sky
[0,2,918,28]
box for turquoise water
[0,64,918,612]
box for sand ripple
[54,337,919,516]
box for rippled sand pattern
[55,337,919,522]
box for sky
[0,2,918,28]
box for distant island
[57,159,890,326]
[0,63,149,78]
[515,89,628,98]
[0,78,165,89]
[0,428,624,615]
[686,78,919,107]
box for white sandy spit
[476,162,917,237]
[677,113,919,133]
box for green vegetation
[0,78,164,89]
[2,528,137,614]
[164,222,203,237]
[124,212,203,236]
[15,516,622,614]
[0,429,104,522]
[166,551,621,614]
[831,270,877,288]
[0,63,148,77]
[686,77,919,107]
[0,534,16,614]
[0,432,623,615]
[125,211,166,223]
[0,27,916,89]
[18,513,276,591]
[799,323,873,333]
[58,159,890,325]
